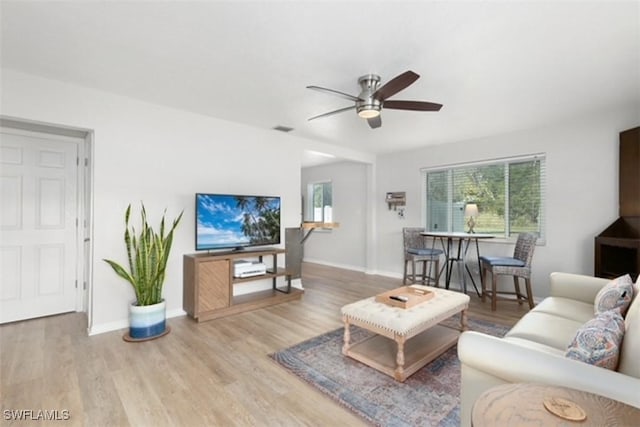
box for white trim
[365,163,377,273]
[84,132,95,333]
[0,119,92,326]
[88,307,187,336]
[302,257,366,273]
[0,116,91,139]
[421,168,428,228]
[419,152,546,173]
[374,270,404,280]
[0,126,85,143]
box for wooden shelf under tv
[183,247,303,322]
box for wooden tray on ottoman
[375,285,434,309]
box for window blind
[422,154,546,238]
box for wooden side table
[471,383,640,426]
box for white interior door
[1,130,79,323]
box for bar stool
[480,232,537,311]
[402,227,443,286]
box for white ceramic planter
[129,300,166,340]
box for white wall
[375,106,640,297]
[4,67,638,328]
[301,161,368,271]
[0,69,319,334]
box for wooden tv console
[183,247,303,322]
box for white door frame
[1,116,93,329]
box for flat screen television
[195,193,281,251]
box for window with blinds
[422,154,545,238]
[306,181,333,223]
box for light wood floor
[1,263,530,426]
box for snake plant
[104,203,183,306]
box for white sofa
[458,272,640,427]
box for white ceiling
[2,1,639,159]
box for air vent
[272,125,294,133]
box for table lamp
[465,203,478,233]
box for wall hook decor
[386,192,406,210]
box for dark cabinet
[619,127,640,217]
[595,217,640,281]
[595,126,640,282]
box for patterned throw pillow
[594,274,634,316]
[565,310,625,370]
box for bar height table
[421,231,494,296]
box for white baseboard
[303,258,367,273]
[88,307,187,336]
[88,319,128,336]
[167,307,187,319]
[304,263,546,300]
[303,260,404,279]
[374,270,404,280]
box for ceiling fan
[306,70,442,129]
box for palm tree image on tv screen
[196,194,281,250]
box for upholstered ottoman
[341,286,470,381]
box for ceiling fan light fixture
[357,107,380,119]
[307,70,442,129]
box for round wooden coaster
[122,326,171,342]
[543,396,587,421]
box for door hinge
[76,218,79,227]
[76,156,79,166]
[84,158,89,167]
[75,280,78,289]
[83,281,87,290]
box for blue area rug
[270,317,509,427]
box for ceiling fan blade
[373,70,420,101]
[383,100,443,111]
[308,105,356,121]
[367,115,382,129]
[306,85,363,102]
